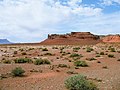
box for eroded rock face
[102,35,120,42]
[40,32,100,45]
[48,32,100,40]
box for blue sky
[0,0,120,43]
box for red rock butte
[40,32,101,45]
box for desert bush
[14,58,32,63]
[74,61,88,67]
[58,64,68,68]
[108,54,114,58]
[110,48,116,52]
[117,59,120,61]
[14,51,17,54]
[3,60,11,64]
[86,47,94,52]
[86,58,97,61]
[44,53,53,56]
[100,52,104,55]
[96,54,100,57]
[21,52,27,55]
[42,48,48,51]
[70,53,82,58]
[11,67,25,77]
[73,47,80,52]
[64,74,98,90]
[102,66,108,69]
[34,59,50,65]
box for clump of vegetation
[42,48,48,51]
[44,53,53,56]
[108,54,115,58]
[64,74,98,90]
[96,54,100,57]
[66,70,78,74]
[86,58,97,61]
[14,58,33,63]
[3,60,11,64]
[97,61,101,63]
[11,67,25,77]
[86,47,94,52]
[100,52,104,55]
[58,64,68,68]
[102,66,108,69]
[34,59,51,65]
[70,53,83,58]
[74,61,88,67]
[73,47,80,52]
[117,59,120,61]
[21,52,27,55]
[110,48,116,52]
[14,51,18,54]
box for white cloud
[0,0,119,43]
[102,0,120,5]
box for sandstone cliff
[40,32,100,45]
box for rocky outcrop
[40,32,101,45]
[102,35,120,42]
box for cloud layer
[0,0,120,42]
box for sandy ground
[0,44,120,90]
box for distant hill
[40,32,101,45]
[0,39,13,44]
[102,34,120,43]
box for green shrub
[86,47,94,52]
[74,61,88,67]
[34,59,51,65]
[110,48,116,52]
[70,53,82,58]
[42,48,48,51]
[96,54,100,57]
[14,58,32,63]
[21,52,27,55]
[100,52,104,55]
[65,74,98,90]
[11,67,25,77]
[86,58,97,61]
[3,60,11,64]
[108,54,114,58]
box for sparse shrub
[14,58,32,63]
[73,47,80,52]
[97,61,101,63]
[96,54,100,57]
[3,60,11,64]
[64,74,98,90]
[58,64,68,68]
[14,51,17,54]
[66,70,78,74]
[108,54,114,58]
[21,52,27,55]
[70,53,82,58]
[102,66,108,69]
[110,48,116,52]
[100,52,104,55]
[44,53,53,56]
[42,48,48,51]
[117,59,120,61]
[11,67,25,77]
[86,58,97,61]
[86,47,94,52]
[34,59,50,65]
[74,61,88,67]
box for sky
[0,0,120,43]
